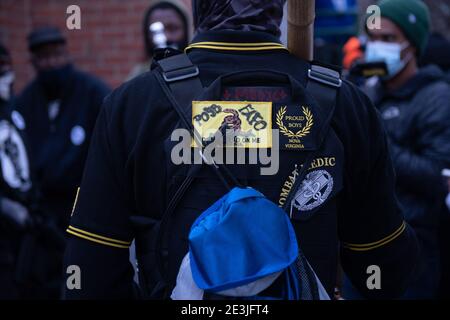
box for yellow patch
[275,105,314,150]
[192,101,272,148]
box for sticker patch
[192,101,272,148]
[382,106,400,120]
[71,126,85,146]
[291,169,333,217]
[11,111,26,130]
[278,158,337,208]
[275,105,314,150]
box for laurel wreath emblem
[276,106,313,138]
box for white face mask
[365,41,411,79]
[0,71,14,101]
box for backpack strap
[152,54,241,296]
[152,54,203,295]
[157,54,202,130]
[307,64,342,108]
[282,63,342,215]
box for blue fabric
[282,263,301,300]
[189,187,298,292]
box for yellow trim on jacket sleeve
[66,225,131,249]
[341,221,406,252]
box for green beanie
[377,0,431,56]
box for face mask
[37,63,73,100]
[0,71,14,101]
[365,41,411,79]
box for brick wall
[0,0,192,93]
[1,0,448,93]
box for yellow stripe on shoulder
[342,222,406,252]
[185,42,289,53]
[192,41,286,47]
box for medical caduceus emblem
[292,170,333,213]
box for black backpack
[131,52,342,299]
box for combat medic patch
[274,104,316,150]
[192,101,272,148]
[290,169,334,219]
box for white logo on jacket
[11,111,26,130]
[71,126,85,146]
[382,106,400,120]
[292,169,333,213]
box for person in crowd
[14,26,110,298]
[344,0,450,299]
[127,0,192,80]
[0,42,33,299]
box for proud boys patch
[192,101,272,148]
[274,104,316,150]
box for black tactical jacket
[63,31,418,299]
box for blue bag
[171,187,330,300]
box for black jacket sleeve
[335,82,419,299]
[63,91,136,299]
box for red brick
[1,0,193,92]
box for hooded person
[127,0,192,80]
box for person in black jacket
[13,26,110,298]
[15,27,111,232]
[358,0,450,299]
[0,42,33,299]
[63,0,419,300]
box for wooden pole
[287,0,315,61]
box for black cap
[28,26,66,51]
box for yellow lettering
[280,188,290,199]
[286,144,304,149]
[329,157,336,166]
[284,181,293,189]
[316,158,324,168]
[284,116,305,121]
[288,123,303,128]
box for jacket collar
[186,30,288,53]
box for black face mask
[37,63,73,100]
